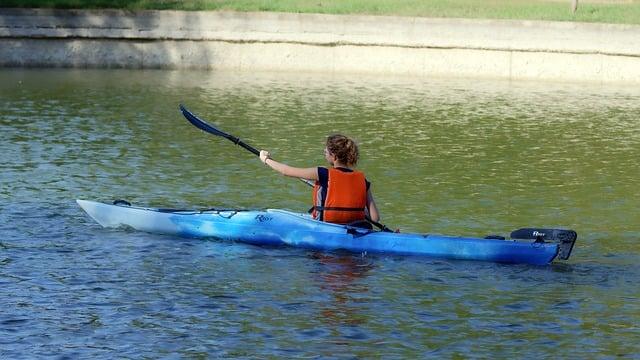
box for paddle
[179,104,393,232]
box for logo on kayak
[255,215,273,223]
[533,231,546,238]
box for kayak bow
[76,199,576,265]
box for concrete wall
[1,8,640,83]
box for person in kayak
[259,134,380,225]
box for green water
[1,69,639,358]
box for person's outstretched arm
[260,150,319,181]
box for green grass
[3,0,640,25]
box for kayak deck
[76,199,577,265]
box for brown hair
[326,134,359,166]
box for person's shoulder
[317,167,329,185]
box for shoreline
[1,8,639,83]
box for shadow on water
[549,259,640,287]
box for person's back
[312,166,367,224]
[259,134,380,225]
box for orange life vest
[312,168,367,224]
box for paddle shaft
[228,136,260,156]
[180,105,390,231]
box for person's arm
[366,188,380,222]
[260,150,319,181]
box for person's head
[324,134,359,167]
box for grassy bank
[3,0,640,25]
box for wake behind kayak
[76,199,577,266]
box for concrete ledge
[2,9,640,83]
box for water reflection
[309,252,374,326]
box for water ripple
[1,69,639,358]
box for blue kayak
[76,199,576,265]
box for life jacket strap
[312,206,365,212]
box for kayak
[76,199,577,265]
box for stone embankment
[1,8,639,83]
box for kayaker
[259,134,380,225]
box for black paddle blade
[179,104,260,156]
[511,228,577,260]
[179,104,229,138]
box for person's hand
[259,150,271,164]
